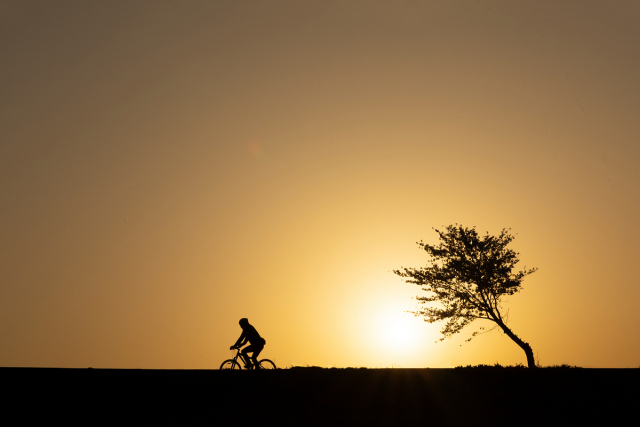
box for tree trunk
[495,320,536,368]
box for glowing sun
[373,308,423,352]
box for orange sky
[1,1,639,368]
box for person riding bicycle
[230,318,266,369]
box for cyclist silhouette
[230,318,266,369]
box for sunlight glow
[371,307,423,355]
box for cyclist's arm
[232,331,247,348]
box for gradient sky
[1,1,639,369]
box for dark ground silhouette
[2,366,637,426]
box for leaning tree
[394,225,538,368]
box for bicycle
[219,347,276,370]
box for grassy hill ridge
[2,367,637,426]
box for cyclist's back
[238,323,265,346]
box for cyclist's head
[239,318,249,326]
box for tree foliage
[395,225,538,367]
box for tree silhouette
[394,225,538,368]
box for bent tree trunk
[495,320,536,368]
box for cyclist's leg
[241,345,255,367]
[250,344,264,368]
[238,352,249,367]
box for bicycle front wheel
[220,359,241,370]
[258,359,276,370]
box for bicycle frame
[220,347,276,370]
[231,348,253,369]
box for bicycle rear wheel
[220,359,241,370]
[258,359,276,370]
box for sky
[1,0,639,369]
